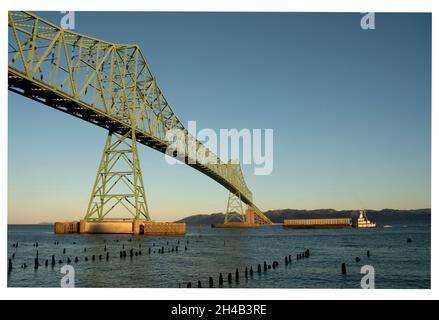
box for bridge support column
[245,207,255,224]
[84,129,150,220]
[224,192,245,223]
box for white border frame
[0,0,436,300]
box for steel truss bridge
[8,11,272,225]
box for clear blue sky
[8,12,431,223]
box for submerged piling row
[36,237,187,269]
[8,238,179,276]
[182,248,313,288]
[296,249,311,261]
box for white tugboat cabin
[357,209,377,228]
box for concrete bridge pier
[55,219,186,235]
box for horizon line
[7,207,432,225]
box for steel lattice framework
[224,192,245,223]
[8,11,272,225]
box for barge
[283,218,352,229]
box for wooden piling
[341,263,347,275]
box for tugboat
[356,209,377,228]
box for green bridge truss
[8,11,272,225]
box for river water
[7,221,430,288]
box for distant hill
[176,208,431,225]
[175,213,226,225]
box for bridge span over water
[8,11,272,227]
